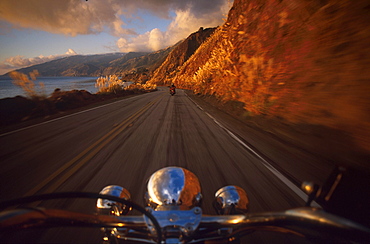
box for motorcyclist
[169,83,176,95]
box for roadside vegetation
[0,70,157,127]
[96,74,156,94]
[10,70,46,100]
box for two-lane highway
[1,87,309,242]
[0,87,306,209]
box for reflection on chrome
[301,181,315,195]
[214,185,249,214]
[97,185,131,215]
[147,167,202,209]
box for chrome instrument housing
[146,167,202,210]
[97,185,131,215]
[214,185,249,215]
[144,207,203,238]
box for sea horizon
[0,76,99,99]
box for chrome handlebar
[1,207,370,243]
[1,163,370,243]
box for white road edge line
[185,93,320,207]
[0,92,152,138]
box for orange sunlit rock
[148,0,370,151]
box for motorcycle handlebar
[1,207,370,242]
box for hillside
[6,53,127,77]
[3,49,172,78]
[101,45,176,77]
[149,27,216,85]
[148,0,370,164]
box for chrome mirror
[146,167,202,210]
[213,185,249,215]
[97,185,131,215]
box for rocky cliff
[148,27,216,86]
[154,0,370,152]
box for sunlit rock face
[154,0,370,152]
[148,27,216,86]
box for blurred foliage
[96,75,157,94]
[96,75,125,93]
[10,70,46,99]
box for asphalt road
[0,87,330,242]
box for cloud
[0,0,136,36]
[117,28,165,52]
[116,0,232,52]
[165,4,230,44]
[1,0,232,51]
[1,49,78,74]
[148,28,164,51]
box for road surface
[0,87,331,242]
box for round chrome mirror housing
[214,185,249,215]
[97,185,131,215]
[146,167,202,209]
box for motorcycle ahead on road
[1,166,369,243]
[169,85,176,96]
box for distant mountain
[4,46,178,79]
[61,52,149,76]
[4,53,127,77]
[99,46,176,77]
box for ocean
[0,76,99,99]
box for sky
[0,0,232,75]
